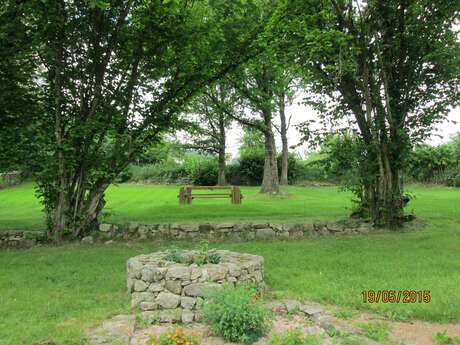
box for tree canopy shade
[1,0,268,240]
[0,4,42,172]
[274,0,460,226]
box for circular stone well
[127,249,264,323]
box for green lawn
[2,182,459,230]
[0,183,459,345]
[0,182,357,230]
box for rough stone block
[156,292,180,309]
[255,228,276,239]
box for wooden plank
[192,193,231,196]
[186,186,232,190]
[192,195,230,198]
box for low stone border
[0,220,374,249]
[96,220,373,242]
[127,250,264,323]
[0,231,47,249]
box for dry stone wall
[127,250,264,323]
[97,220,373,241]
[0,220,374,249]
[0,231,47,249]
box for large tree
[273,72,296,185]
[224,58,290,194]
[276,0,460,226]
[3,0,266,240]
[182,81,237,185]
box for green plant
[163,242,221,265]
[196,240,221,265]
[137,312,160,329]
[164,249,185,264]
[150,327,199,345]
[203,284,271,344]
[360,323,391,342]
[183,155,218,186]
[334,310,354,320]
[267,329,321,345]
[434,331,460,345]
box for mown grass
[2,182,458,230]
[0,183,459,345]
[0,182,356,230]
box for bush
[183,155,218,186]
[129,160,187,183]
[267,329,321,345]
[115,168,133,183]
[227,152,302,185]
[202,284,271,344]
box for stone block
[156,292,180,309]
[183,282,221,298]
[166,265,190,280]
[255,228,276,239]
[165,280,182,294]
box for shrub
[115,168,133,183]
[150,327,199,345]
[163,241,221,265]
[202,284,271,344]
[183,154,218,186]
[129,160,187,183]
[267,329,321,345]
[227,152,301,185]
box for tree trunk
[217,113,226,186]
[47,179,110,239]
[278,91,289,185]
[217,148,226,186]
[361,143,405,227]
[260,115,279,194]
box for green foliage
[183,155,218,186]
[360,323,391,342]
[408,144,456,183]
[239,128,265,157]
[274,0,460,226]
[129,161,187,183]
[433,331,460,345]
[152,327,199,345]
[203,284,271,344]
[227,152,301,186]
[3,0,266,239]
[138,140,185,165]
[164,241,221,265]
[267,329,321,345]
[163,249,186,264]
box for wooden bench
[178,185,243,204]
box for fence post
[179,186,186,204]
[232,186,242,204]
[186,186,192,204]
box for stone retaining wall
[97,220,373,241]
[0,231,47,249]
[127,250,264,323]
[0,220,373,249]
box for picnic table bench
[178,185,243,204]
